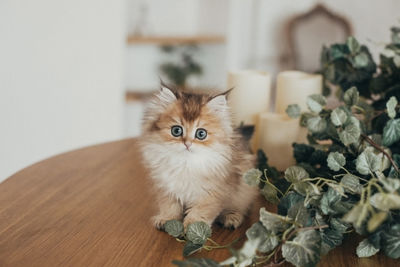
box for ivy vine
[166,27,400,267]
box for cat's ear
[158,85,177,105]
[207,88,233,110]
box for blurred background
[0,0,399,182]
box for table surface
[0,139,398,267]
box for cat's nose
[184,141,192,149]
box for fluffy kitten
[140,85,258,230]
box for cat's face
[143,87,233,155]
[156,100,224,152]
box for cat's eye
[171,125,183,137]
[195,128,207,140]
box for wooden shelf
[125,86,224,103]
[126,35,225,45]
[125,90,156,102]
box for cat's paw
[151,215,174,230]
[219,212,244,229]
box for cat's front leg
[152,193,183,230]
[183,194,223,229]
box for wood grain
[0,139,398,267]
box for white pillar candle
[227,70,271,126]
[258,112,306,171]
[275,71,322,114]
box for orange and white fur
[140,85,257,230]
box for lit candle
[258,112,306,171]
[275,71,322,114]
[227,70,271,126]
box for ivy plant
[167,28,400,267]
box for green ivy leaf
[354,52,369,68]
[329,44,348,60]
[183,241,203,257]
[341,174,362,194]
[260,184,279,204]
[172,258,221,267]
[286,104,301,118]
[243,168,262,186]
[308,182,321,196]
[320,228,344,255]
[382,119,400,147]
[339,124,360,146]
[259,207,291,233]
[331,107,348,126]
[356,149,380,175]
[307,94,327,113]
[388,167,400,179]
[391,27,400,44]
[325,65,335,82]
[284,166,309,183]
[327,152,346,171]
[331,197,353,215]
[314,210,326,226]
[326,183,346,197]
[278,192,305,216]
[221,237,262,266]
[282,230,321,267]
[347,36,360,54]
[320,188,342,215]
[368,229,383,249]
[300,112,314,127]
[367,211,388,232]
[343,87,359,106]
[164,220,184,238]
[379,176,400,193]
[245,222,264,240]
[292,144,314,163]
[382,224,400,259]
[369,192,400,211]
[293,182,310,196]
[386,96,398,119]
[288,202,310,227]
[186,222,212,245]
[307,116,328,133]
[246,222,279,253]
[356,239,380,257]
[294,182,320,198]
[344,115,361,128]
[343,203,369,228]
[394,55,400,68]
[377,149,392,171]
[382,48,396,57]
[330,218,350,234]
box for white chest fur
[141,142,230,204]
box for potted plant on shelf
[159,45,203,88]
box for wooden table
[0,139,398,267]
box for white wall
[0,0,125,182]
[127,0,198,36]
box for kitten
[140,85,258,230]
